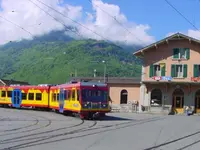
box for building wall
[143,39,200,82]
[108,83,140,104]
[140,83,200,113]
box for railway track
[0,116,164,150]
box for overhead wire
[0,15,35,37]
[28,0,142,50]
[28,0,111,42]
[87,0,145,45]
[164,0,200,31]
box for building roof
[133,32,200,56]
[0,79,29,86]
[70,77,141,84]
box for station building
[134,32,200,114]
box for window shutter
[149,64,154,77]
[194,64,198,77]
[173,48,179,59]
[185,48,190,59]
[171,65,175,77]
[183,64,187,78]
[161,64,166,76]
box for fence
[110,103,138,113]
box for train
[0,81,111,119]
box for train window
[22,93,27,100]
[68,90,71,100]
[36,93,42,101]
[72,90,75,100]
[77,90,80,101]
[28,93,34,100]
[53,93,57,102]
[104,91,108,101]
[7,91,12,97]
[51,93,55,102]
[1,91,6,97]
[97,91,102,96]
[82,89,86,98]
[57,94,59,101]
[88,90,92,96]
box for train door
[12,89,22,108]
[59,88,65,113]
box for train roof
[51,81,107,89]
[0,85,50,90]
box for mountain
[0,30,142,84]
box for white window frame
[179,48,186,59]
[154,65,161,76]
[175,65,183,78]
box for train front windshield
[81,89,108,102]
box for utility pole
[94,69,97,77]
[102,60,106,83]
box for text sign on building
[191,77,200,82]
[152,76,172,81]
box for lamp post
[102,60,106,83]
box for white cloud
[165,30,200,40]
[187,30,200,39]
[0,0,155,46]
[80,0,155,46]
[165,32,177,37]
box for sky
[0,0,200,46]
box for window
[68,90,71,100]
[149,64,166,77]
[1,91,6,97]
[7,91,12,97]
[28,93,34,100]
[173,48,190,59]
[22,93,27,100]
[53,93,57,102]
[171,64,187,78]
[77,90,80,101]
[151,89,162,107]
[176,65,183,77]
[57,94,59,101]
[193,64,200,77]
[154,65,161,76]
[36,93,42,101]
[72,90,75,100]
[81,89,108,102]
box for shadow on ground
[102,115,134,121]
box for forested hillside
[0,31,142,84]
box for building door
[172,89,184,113]
[120,90,128,104]
[195,90,200,113]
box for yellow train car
[50,83,81,113]
[0,85,50,109]
[0,86,13,107]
